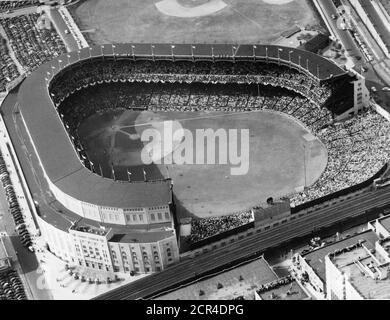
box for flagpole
[89,161,94,173]
[111,163,116,181]
[171,45,175,62]
[99,163,103,177]
[191,45,195,62]
[131,45,136,61]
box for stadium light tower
[298,55,302,68]
[191,45,196,62]
[278,48,283,65]
[289,50,293,66]
[89,160,95,173]
[303,143,307,188]
[232,45,237,63]
[171,45,175,61]
[111,163,116,181]
[100,45,104,58]
[317,65,320,79]
[89,46,93,58]
[151,45,155,61]
[265,47,269,61]
[253,45,257,62]
[306,59,309,71]
[77,50,81,61]
[211,46,215,62]
[58,59,62,70]
[112,44,116,60]
[67,54,71,66]
[131,45,136,61]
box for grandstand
[2,42,387,279]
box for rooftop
[302,230,379,282]
[330,241,390,299]
[155,257,278,300]
[379,238,390,255]
[377,215,390,233]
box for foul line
[119,110,261,130]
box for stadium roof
[155,257,277,300]
[18,63,172,209]
[1,90,173,243]
[16,43,346,212]
[94,43,346,81]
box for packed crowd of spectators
[0,36,19,92]
[187,212,254,243]
[0,13,66,72]
[0,0,38,12]
[256,276,294,294]
[0,268,27,300]
[49,58,390,243]
[50,59,354,114]
[290,110,390,206]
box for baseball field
[78,109,328,218]
[69,0,320,45]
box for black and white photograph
[0,0,390,308]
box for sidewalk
[37,248,148,300]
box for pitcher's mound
[155,0,227,18]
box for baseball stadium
[2,40,390,284]
[1,0,390,302]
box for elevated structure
[349,0,390,58]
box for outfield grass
[78,109,327,218]
[70,0,319,45]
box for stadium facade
[1,43,370,275]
